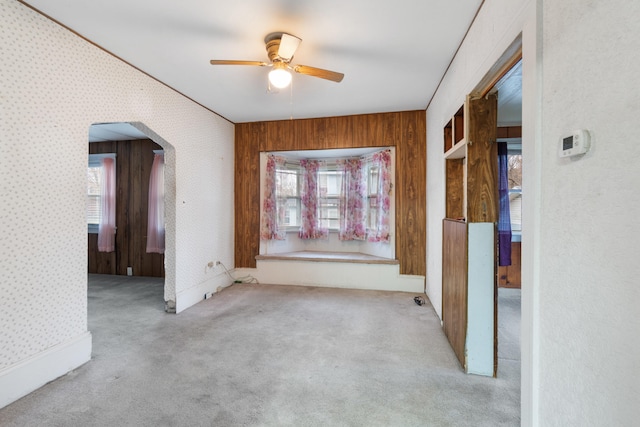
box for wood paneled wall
[235,110,426,276]
[466,95,498,223]
[88,139,165,277]
[446,158,464,219]
[442,218,468,367]
[498,242,521,288]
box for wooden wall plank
[351,114,369,147]
[265,119,294,151]
[312,117,333,149]
[235,110,427,276]
[130,140,162,277]
[442,218,468,368]
[466,95,498,223]
[498,241,521,288]
[235,123,262,267]
[337,115,354,147]
[496,126,522,139]
[116,142,131,275]
[396,110,426,276]
[446,159,464,219]
[88,234,116,274]
[294,119,314,151]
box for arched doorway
[87,121,176,309]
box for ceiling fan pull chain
[289,78,294,120]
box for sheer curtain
[338,158,367,240]
[97,157,116,252]
[298,159,328,239]
[367,149,392,243]
[146,152,165,253]
[260,154,286,240]
[497,141,512,266]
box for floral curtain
[367,149,392,243]
[298,159,328,239]
[97,156,116,252]
[338,158,367,240]
[260,154,287,240]
[146,152,165,254]
[498,141,512,266]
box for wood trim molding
[475,35,523,98]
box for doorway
[441,37,523,378]
[490,59,523,376]
[87,122,175,310]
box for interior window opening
[258,146,395,259]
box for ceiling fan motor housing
[266,38,283,62]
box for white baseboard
[0,331,92,409]
[175,272,233,313]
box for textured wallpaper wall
[538,0,640,424]
[0,0,234,368]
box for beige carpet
[0,275,520,426]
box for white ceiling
[495,60,522,127]
[22,0,486,124]
[88,122,148,142]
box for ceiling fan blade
[293,65,344,83]
[278,33,302,61]
[209,60,268,67]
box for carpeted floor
[0,275,521,426]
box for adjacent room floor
[0,275,521,426]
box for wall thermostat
[559,129,591,158]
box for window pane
[318,170,342,198]
[367,195,378,229]
[509,193,522,231]
[508,154,522,232]
[276,169,298,197]
[368,166,379,195]
[508,154,522,190]
[87,166,102,225]
[276,167,300,228]
[318,170,341,229]
[319,197,340,229]
[282,197,300,227]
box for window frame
[275,162,302,232]
[272,156,387,234]
[87,153,116,234]
[365,164,379,232]
[506,143,522,233]
[316,166,343,231]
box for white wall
[537,0,640,424]
[0,0,234,407]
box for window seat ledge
[256,251,399,265]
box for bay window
[262,148,392,243]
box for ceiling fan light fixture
[268,62,292,88]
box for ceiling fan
[209,32,344,89]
